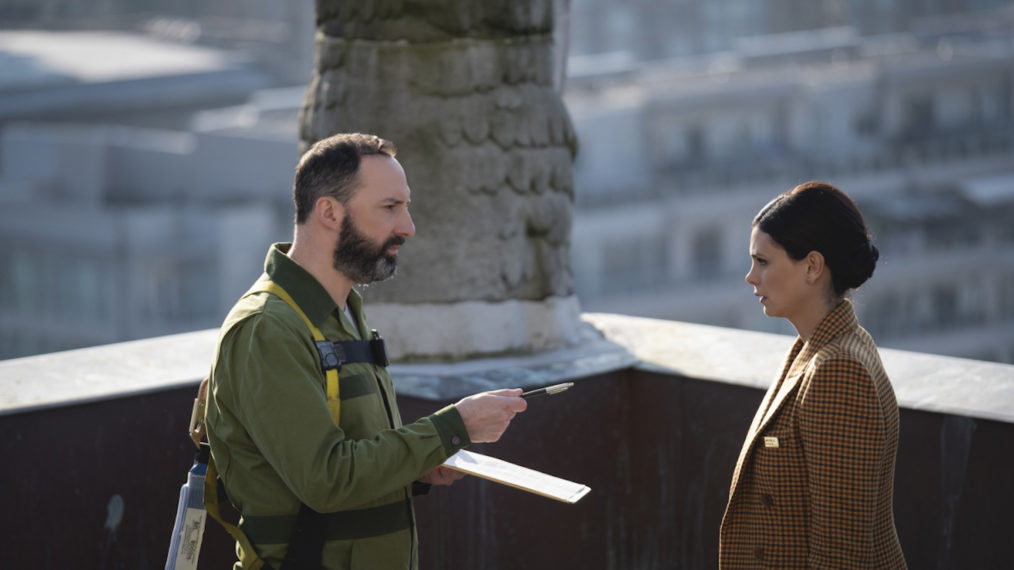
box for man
[205,133,527,569]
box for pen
[521,382,574,399]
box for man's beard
[333,215,405,284]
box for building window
[931,284,958,326]
[11,251,40,315]
[692,227,723,280]
[901,95,935,138]
[601,233,667,294]
[686,125,706,162]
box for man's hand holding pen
[455,388,528,443]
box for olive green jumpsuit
[206,243,470,569]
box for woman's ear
[805,250,826,284]
[314,196,344,231]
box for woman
[719,181,906,568]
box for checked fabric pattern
[719,301,907,569]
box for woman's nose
[745,266,758,286]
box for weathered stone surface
[315,0,557,42]
[301,0,579,358]
[366,296,588,361]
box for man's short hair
[293,133,397,224]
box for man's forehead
[355,155,410,199]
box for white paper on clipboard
[442,449,591,504]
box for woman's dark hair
[753,181,879,296]
[293,133,396,224]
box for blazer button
[451,435,462,446]
[760,494,774,507]
[753,546,765,560]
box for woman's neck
[789,295,840,342]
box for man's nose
[397,210,416,238]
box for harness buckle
[315,340,345,372]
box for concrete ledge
[0,329,218,415]
[2,312,1012,425]
[389,329,637,400]
[584,312,1014,425]
[0,322,635,415]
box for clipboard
[442,449,591,504]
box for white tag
[173,507,207,570]
[763,436,780,448]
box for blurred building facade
[0,96,301,357]
[0,0,314,85]
[1,0,1013,363]
[569,0,1013,61]
[568,5,1014,363]
[0,0,311,358]
[0,28,302,357]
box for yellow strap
[249,280,341,424]
[205,456,265,570]
[197,279,345,569]
[254,281,324,341]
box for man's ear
[805,250,826,284]
[314,196,344,231]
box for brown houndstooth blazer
[719,300,906,569]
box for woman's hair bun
[839,241,879,291]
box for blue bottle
[165,443,210,570]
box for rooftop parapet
[1,314,1011,568]
[4,313,1010,423]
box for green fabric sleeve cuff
[430,404,471,456]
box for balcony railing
[1,313,1012,569]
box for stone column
[300,0,584,360]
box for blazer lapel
[727,340,801,500]
[758,372,803,429]
[749,337,804,438]
[753,328,824,432]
